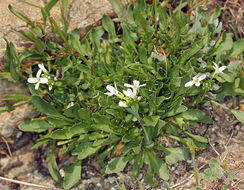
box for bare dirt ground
[0,0,243,189]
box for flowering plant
[1,0,244,189]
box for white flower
[27,69,49,90]
[185,74,206,87]
[213,62,226,74]
[123,89,136,99]
[104,82,119,96]
[124,80,146,94]
[118,101,127,107]
[38,64,48,73]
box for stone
[0,103,38,138]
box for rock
[0,103,38,138]
[0,0,116,59]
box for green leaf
[17,30,45,53]
[69,122,93,136]
[204,158,222,180]
[213,33,233,56]
[185,131,208,143]
[77,146,101,160]
[19,119,54,132]
[32,96,65,119]
[179,109,213,123]
[46,117,72,127]
[231,110,244,124]
[69,29,83,54]
[47,141,63,184]
[163,147,190,165]
[49,128,72,139]
[0,94,31,102]
[142,116,160,127]
[144,149,170,181]
[162,105,187,118]
[104,155,132,174]
[63,160,82,189]
[229,38,244,57]
[102,15,117,41]
[8,5,33,25]
[110,0,124,17]
[41,0,59,29]
[121,24,137,52]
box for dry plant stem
[0,136,12,157]
[0,176,62,190]
[170,163,208,189]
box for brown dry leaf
[115,141,124,157]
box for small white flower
[123,89,136,99]
[38,64,48,73]
[124,80,146,94]
[185,74,206,87]
[27,69,49,90]
[213,62,226,74]
[105,82,119,96]
[119,101,127,107]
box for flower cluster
[185,62,227,87]
[27,64,55,90]
[105,80,146,107]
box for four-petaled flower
[104,82,119,96]
[124,80,146,93]
[27,69,49,90]
[185,74,206,87]
[213,62,226,74]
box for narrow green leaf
[47,141,63,184]
[0,94,31,101]
[63,160,82,189]
[19,119,54,132]
[185,131,208,143]
[102,15,117,41]
[17,30,45,53]
[8,5,33,25]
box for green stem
[210,100,230,111]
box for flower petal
[219,66,226,72]
[39,78,49,84]
[185,80,195,87]
[213,62,218,70]
[195,81,201,86]
[38,64,47,72]
[124,83,133,88]
[104,92,113,96]
[27,78,37,83]
[198,75,206,81]
[35,82,40,90]
[36,69,42,78]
